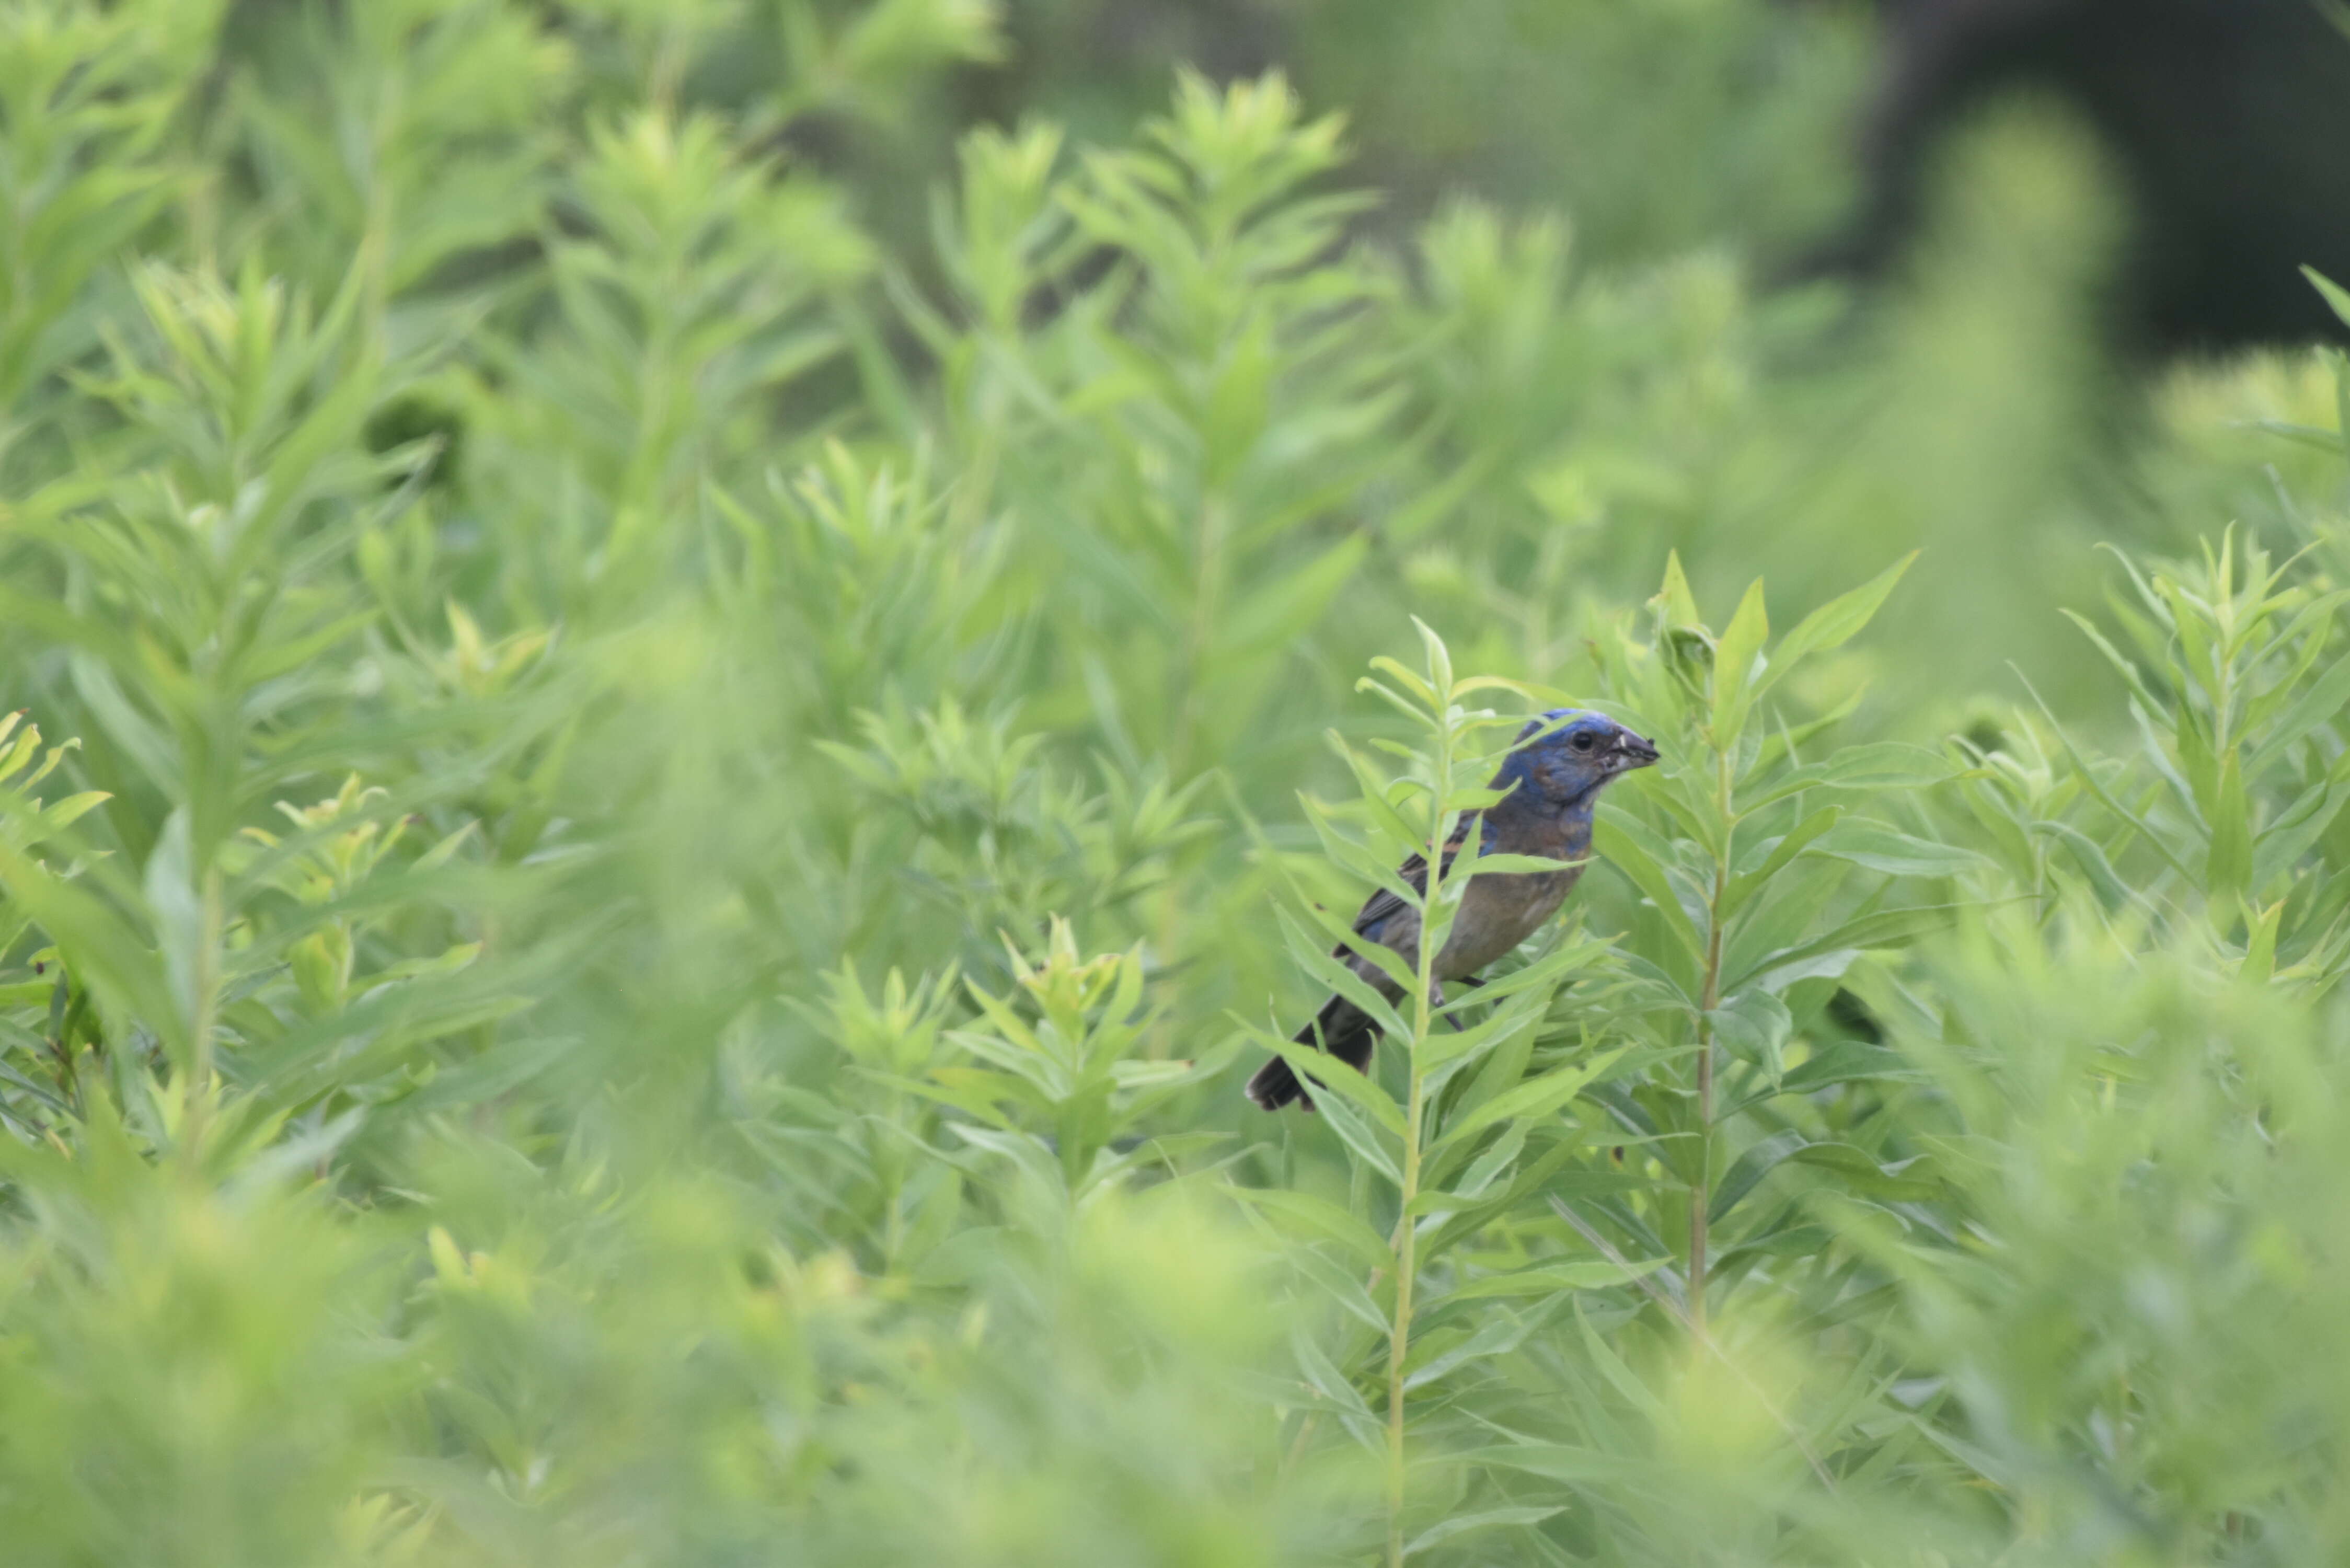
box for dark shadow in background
[1784,0,2350,355]
[969,0,2350,356]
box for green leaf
[1404,1507,1564,1557]
[1462,851,1588,878]
[1260,1034,1408,1138]
[1739,744,1955,814]
[1411,616,1455,700]
[1413,981,1554,1075]
[1708,1130,1807,1223]
[1721,804,1841,918]
[1727,904,1960,994]
[1709,989,1792,1079]
[1572,1300,1670,1416]
[2253,774,2347,890]
[1328,735,1431,854]
[2241,897,2285,984]
[1652,550,1702,628]
[1593,813,1704,965]
[1811,822,1986,878]
[1276,908,1416,1037]
[1290,1322,1380,1436]
[1401,1306,1541,1389]
[1455,1444,1647,1484]
[1731,1039,1920,1111]
[1710,578,1769,747]
[1754,554,1916,701]
[2248,418,2346,457]
[2029,821,2149,911]
[2059,608,2168,716]
[2304,266,2350,329]
[1230,1185,1393,1271]
[1443,937,1611,1011]
[1419,1137,1591,1259]
[1443,1120,1528,1203]
[1429,1046,1623,1158]
[1787,1143,1940,1202]
[1299,792,1423,902]
[1435,1012,1542,1154]
[33,790,111,835]
[1285,1240,1393,1335]
[1752,689,1863,773]
[1302,1070,1406,1187]
[2206,751,2252,903]
[2247,642,2350,778]
[1443,1258,1664,1300]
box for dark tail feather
[1246,995,1381,1112]
[1244,1053,1313,1112]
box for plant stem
[880,1089,906,1270]
[181,867,223,1167]
[1172,496,1230,779]
[1549,1195,1839,1492]
[1386,715,1453,1568]
[1387,1027,1425,1568]
[1689,747,1733,1340]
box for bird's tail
[1245,995,1380,1112]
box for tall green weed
[0,5,2347,1564]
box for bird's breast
[1433,863,1582,977]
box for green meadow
[2,3,2348,1563]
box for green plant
[1580,551,1954,1331]
[2,13,2349,1565]
[1235,629,1630,1563]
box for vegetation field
[3,3,2349,1564]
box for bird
[1246,709,1658,1112]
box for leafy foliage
[2,4,2350,1565]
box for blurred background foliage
[2,0,2350,1562]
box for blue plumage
[1247,709,1658,1112]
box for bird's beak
[1609,730,1660,771]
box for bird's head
[1495,709,1658,810]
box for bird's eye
[1571,732,1597,753]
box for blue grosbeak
[1247,709,1657,1111]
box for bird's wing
[1337,811,1484,952]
